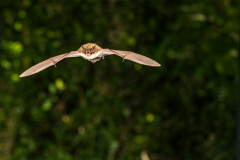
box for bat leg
[50,59,57,68]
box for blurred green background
[0,0,239,159]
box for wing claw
[50,59,57,68]
[122,55,127,62]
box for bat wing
[20,51,82,77]
[100,49,161,67]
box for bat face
[78,43,102,56]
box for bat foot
[101,53,105,60]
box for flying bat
[20,43,161,77]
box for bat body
[20,43,161,77]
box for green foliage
[0,0,239,159]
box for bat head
[78,43,102,56]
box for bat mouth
[86,51,91,56]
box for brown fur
[77,43,102,55]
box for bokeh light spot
[11,73,20,82]
[18,10,26,18]
[78,127,85,135]
[62,115,70,123]
[14,22,23,31]
[146,113,154,123]
[42,100,52,111]
[1,59,12,69]
[55,78,65,91]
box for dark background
[0,0,239,159]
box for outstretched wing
[20,51,82,77]
[100,49,161,67]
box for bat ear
[92,45,96,51]
[82,45,86,51]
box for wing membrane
[100,49,161,67]
[20,51,80,77]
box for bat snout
[86,51,91,56]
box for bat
[20,43,161,77]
